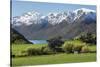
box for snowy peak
[74,8,95,12]
[74,8,95,15]
[72,8,96,21]
[12,8,96,26]
[12,10,41,26]
[47,12,68,25]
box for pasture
[12,53,96,66]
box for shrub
[62,42,87,53]
[26,46,56,56]
[14,51,28,57]
[81,46,90,53]
[42,46,55,55]
[62,42,74,53]
[72,44,84,53]
[27,48,42,56]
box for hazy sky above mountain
[12,0,96,17]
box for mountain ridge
[12,8,96,26]
[12,8,96,40]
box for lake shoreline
[28,40,47,44]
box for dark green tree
[80,32,96,44]
[47,36,64,52]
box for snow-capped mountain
[12,11,41,26]
[12,8,96,40]
[73,8,96,21]
[12,8,96,26]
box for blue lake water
[29,40,47,44]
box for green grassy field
[11,43,96,66]
[12,53,96,66]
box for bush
[26,46,55,56]
[81,46,90,53]
[72,44,84,53]
[27,48,42,56]
[62,42,88,53]
[41,46,55,55]
[14,51,28,57]
[62,42,74,53]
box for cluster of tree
[62,42,90,54]
[47,36,64,52]
[12,36,65,57]
[12,36,95,58]
[79,33,96,44]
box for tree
[47,36,64,52]
[80,32,96,44]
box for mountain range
[11,8,96,40]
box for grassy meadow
[12,53,96,66]
[11,40,96,66]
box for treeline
[12,34,96,57]
[74,32,96,44]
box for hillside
[11,28,32,44]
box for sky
[12,0,96,17]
